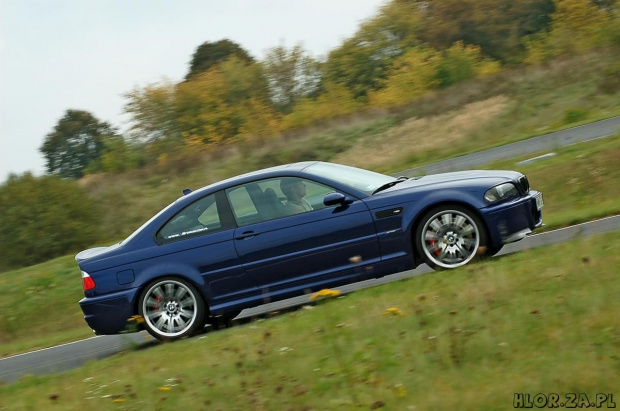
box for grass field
[1,230,618,410]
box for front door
[226,177,381,301]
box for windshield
[304,162,395,195]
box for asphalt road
[2,116,619,384]
[398,116,620,176]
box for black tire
[415,205,488,269]
[138,277,206,341]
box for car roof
[184,161,318,198]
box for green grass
[1,231,619,409]
[0,255,93,357]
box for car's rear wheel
[138,277,206,341]
[415,205,487,269]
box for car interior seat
[262,187,286,219]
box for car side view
[76,161,543,341]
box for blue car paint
[77,162,543,336]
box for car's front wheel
[138,277,206,341]
[415,205,487,269]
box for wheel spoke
[154,315,167,330]
[460,224,475,236]
[441,213,452,227]
[146,296,160,309]
[429,219,443,232]
[175,287,188,301]
[175,316,188,330]
[454,215,466,229]
[455,244,471,259]
[179,307,194,319]
[147,311,162,321]
[179,296,195,307]
[165,316,174,332]
[462,237,477,248]
[153,287,164,300]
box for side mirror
[323,192,350,207]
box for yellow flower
[394,383,407,397]
[309,289,341,301]
[113,398,125,403]
[158,386,171,392]
[127,315,145,324]
[384,307,404,316]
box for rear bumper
[481,191,543,248]
[79,288,140,335]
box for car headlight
[484,183,519,204]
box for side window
[157,193,226,242]
[226,184,261,227]
[226,178,335,227]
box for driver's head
[280,178,306,200]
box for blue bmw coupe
[77,162,543,341]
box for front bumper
[79,288,140,335]
[481,190,544,248]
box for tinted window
[157,193,227,242]
[226,178,334,227]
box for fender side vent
[375,208,403,219]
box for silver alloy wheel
[420,209,480,269]
[142,279,199,338]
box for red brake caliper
[429,238,441,256]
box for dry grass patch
[334,95,512,170]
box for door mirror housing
[323,192,352,207]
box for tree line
[1,0,618,270]
[38,0,620,180]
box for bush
[598,63,620,94]
[563,108,589,124]
[0,173,101,271]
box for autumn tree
[436,41,501,87]
[368,47,441,108]
[416,0,555,63]
[262,44,322,112]
[40,110,119,179]
[524,0,618,64]
[323,0,423,99]
[548,0,614,53]
[124,80,181,143]
[282,82,361,130]
[176,57,281,148]
[186,39,254,80]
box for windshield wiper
[372,177,408,195]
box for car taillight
[82,271,96,291]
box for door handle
[235,231,258,240]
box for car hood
[393,170,521,190]
[75,243,122,263]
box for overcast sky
[0,0,387,182]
